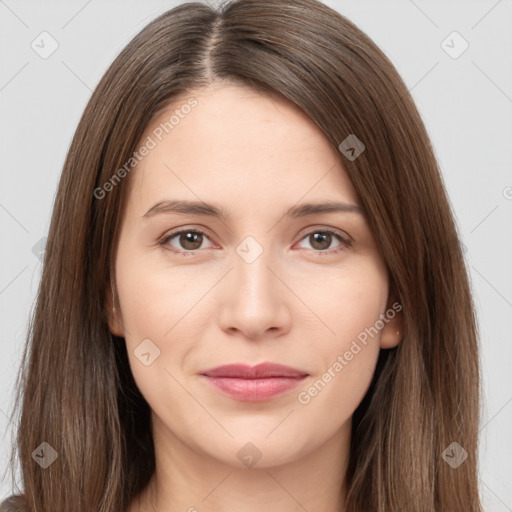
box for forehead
[124,83,360,218]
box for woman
[2,0,484,510]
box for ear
[106,282,125,337]
[380,281,404,349]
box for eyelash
[158,228,352,257]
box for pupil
[181,232,202,250]
[312,232,330,250]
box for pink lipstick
[200,363,308,402]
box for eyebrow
[143,199,363,220]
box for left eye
[296,229,350,254]
[160,228,350,255]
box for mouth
[199,363,309,402]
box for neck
[130,413,350,512]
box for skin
[108,81,403,512]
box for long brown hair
[2,0,483,510]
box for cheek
[294,254,388,347]
[293,257,388,406]
[115,268,196,419]
[115,237,194,338]
[113,243,185,381]
[114,239,219,387]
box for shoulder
[0,494,28,511]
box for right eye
[159,228,214,255]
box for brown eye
[296,229,351,255]
[177,231,204,250]
[309,232,333,251]
[160,229,212,253]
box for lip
[200,363,309,402]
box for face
[108,82,402,469]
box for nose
[217,242,292,341]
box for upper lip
[201,363,308,379]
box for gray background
[1,0,511,509]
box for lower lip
[201,375,307,402]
